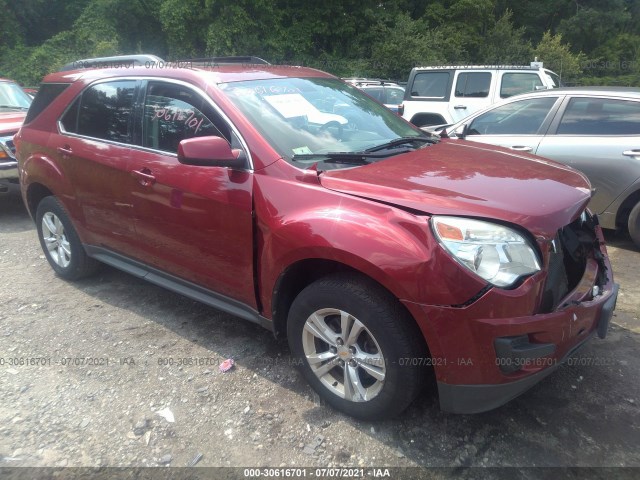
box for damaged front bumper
[405,212,619,414]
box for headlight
[431,216,541,288]
[0,136,16,160]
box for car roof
[413,65,544,71]
[512,86,640,99]
[42,65,336,85]
[551,86,640,96]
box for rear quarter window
[24,83,70,124]
[411,72,450,98]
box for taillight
[398,103,404,117]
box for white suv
[401,64,561,127]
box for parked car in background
[16,59,617,419]
[22,87,39,98]
[439,87,640,248]
[0,78,32,192]
[344,78,405,114]
[402,63,560,127]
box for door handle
[622,150,640,157]
[510,146,533,152]
[454,105,467,109]
[57,145,72,156]
[131,169,156,186]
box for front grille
[5,139,15,155]
[539,212,606,313]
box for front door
[128,80,256,307]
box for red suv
[0,78,32,192]
[16,61,618,419]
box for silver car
[441,87,640,248]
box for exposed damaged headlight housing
[432,216,541,288]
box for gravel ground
[1,184,639,479]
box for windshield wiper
[291,151,406,165]
[364,135,438,153]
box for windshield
[0,81,33,109]
[220,77,421,165]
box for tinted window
[455,73,491,98]
[411,72,450,97]
[557,97,640,135]
[468,97,558,135]
[500,73,543,98]
[24,83,66,124]
[60,98,80,133]
[142,82,230,153]
[76,81,136,143]
[385,87,405,104]
[362,87,384,102]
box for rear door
[447,71,494,122]
[128,80,256,306]
[537,95,640,216]
[51,79,138,251]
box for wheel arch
[615,187,640,230]
[25,182,54,220]
[270,258,428,358]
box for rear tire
[35,196,99,280]
[287,273,427,419]
[629,201,640,249]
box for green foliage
[534,31,585,82]
[0,0,638,86]
[478,10,533,64]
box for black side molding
[84,245,273,331]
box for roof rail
[60,54,164,71]
[179,56,271,67]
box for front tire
[287,274,427,419]
[35,196,99,280]
[628,201,640,249]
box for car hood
[319,140,592,238]
[0,111,26,135]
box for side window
[60,98,80,133]
[75,81,136,143]
[142,82,231,153]
[455,72,491,98]
[411,72,450,98]
[363,87,384,102]
[386,88,405,104]
[467,97,558,135]
[500,73,543,98]
[557,97,640,135]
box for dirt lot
[1,184,639,478]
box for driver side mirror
[177,136,246,168]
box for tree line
[1,0,638,86]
